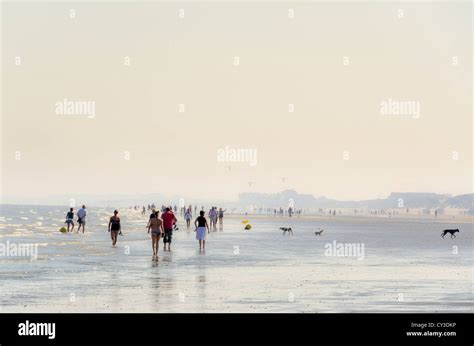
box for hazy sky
[1,1,472,204]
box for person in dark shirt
[218,208,226,230]
[108,210,121,247]
[194,211,210,252]
[65,207,75,232]
[147,211,163,261]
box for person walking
[108,210,121,247]
[77,205,87,234]
[161,207,177,251]
[185,208,192,230]
[194,210,210,252]
[208,207,217,231]
[65,207,75,232]
[147,211,163,261]
[218,208,226,230]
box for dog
[441,229,459,238]
[314,228,324,236]
[280,227,293,235]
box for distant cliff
[238,189,473,212]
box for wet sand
[0,205,472,313]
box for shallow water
[0,204,472,312]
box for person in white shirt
[77,205,87,234]
[208,207,217,231]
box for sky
[0,1,472,204]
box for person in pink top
[161,207,177,251]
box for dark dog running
[314,228,324,236]
[441,229,459,238]
[280,227,293,235]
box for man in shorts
[161,207,177,251]
[77,205,87,234]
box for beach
[0,204,472,313]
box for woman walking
[108,210,121,247]
[147,211,163,261]
[194,210,210,252]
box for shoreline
[221,213,474,224]
[0,206,472,313]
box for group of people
[208,207,226,230]
[144,207,213,260]
[145,207,177,260]
[65,204,229,260]
[64,205,88,233]
[182,206,225,231]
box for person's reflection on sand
[162,251,173,262]
[108,271,123,310]
[195,271,208,310]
